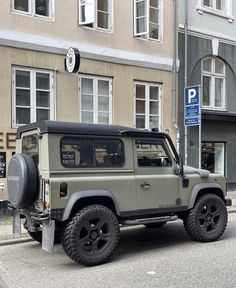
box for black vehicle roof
[16,121,179,162]
[16,120,166,139]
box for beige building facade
[0,0,178,202]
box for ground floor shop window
[201,142,225,175]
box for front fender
[62,189,120,221]
[188,183,224,209]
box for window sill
[11,10,55,22]
[78,24,113,34]
[134,35,162,44]
[196,5,234,23]
[202,107,227,113]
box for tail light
[42,177,51,211]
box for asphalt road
[0,214,236,288]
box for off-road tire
[145,222,167,228]
[184,194,228,242]
[61,205,120,266]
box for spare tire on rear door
[7,153,38,209]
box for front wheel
[184,194,228,242]
[62,205,120,266]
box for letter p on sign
[188,89,196,104]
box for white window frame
[79,75,113,124]
[12,67,54,128]
[197,0,234,22]
[11,0,55,20]
[134,81,162,131]
[201,57,226,111]
[134,0,163,41]
[78,0,113,32]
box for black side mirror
[177,154,184,178]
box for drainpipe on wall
[184,0,188,165]
[172,0,180,153]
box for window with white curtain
[202,57,226,110]
[134,0,162,41]
[12,0,54,18]
[12,67,54,128]
[78,0,112,31]
[80,76,112,124]
[135,82,161,130]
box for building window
[202,57,226,110]
[12,0,54,19]
[202,0,226,12]
[197,0,233,21]
[12,68,54,128]
[201,142,225,175]
[134,0,162,41]
[79,76,112,124]
[78,0,112,31]
[135,82,161,130]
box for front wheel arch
[188,184,225,209]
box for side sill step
[120,215,178,226]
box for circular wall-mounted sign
[65,47,80,73]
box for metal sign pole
[199,87,202,169]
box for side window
[61,137,124,167]
[22,134,39,165]
[136,139,171,167]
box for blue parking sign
[184,86,201,126]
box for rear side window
[22,134,39,165]
[61,137,124,168]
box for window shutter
[79,0,95,25]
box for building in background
[0,0,178,206]
[178,0,236,189]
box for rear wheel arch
[62,190,120,221]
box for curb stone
[0,237,32,247]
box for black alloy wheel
[62,205,120,266]
[184,194,228,242]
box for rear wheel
[184,194,228,242]
[62,205,120,266]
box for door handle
[141,182,150,189]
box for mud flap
[13,209,21,238]
[42,220,55,253]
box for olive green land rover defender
[7,121,232,266]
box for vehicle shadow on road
[115,222,190,257]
